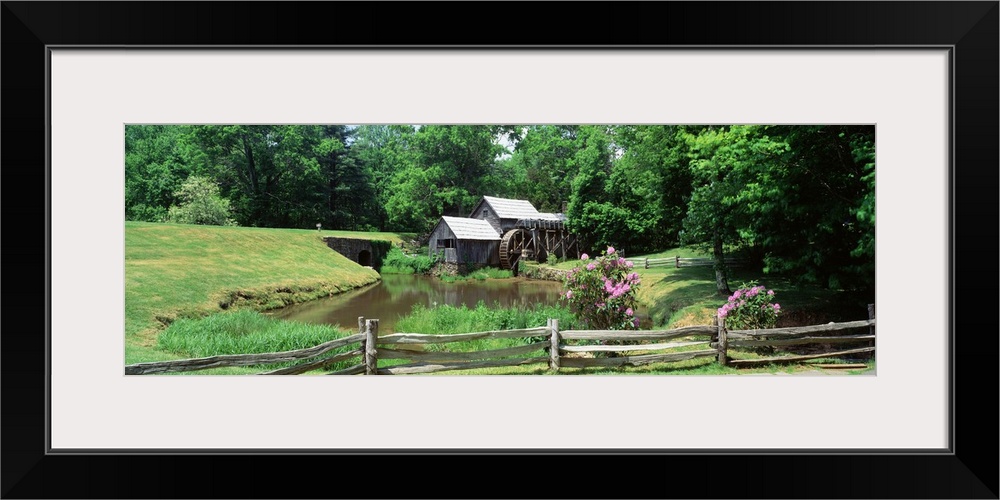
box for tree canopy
[125,124,875,294]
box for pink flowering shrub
[717,281,780,330]
[562,246,641,331]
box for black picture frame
[3,2,997,498]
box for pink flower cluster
[716,283,780,329]
[561,246,641,330]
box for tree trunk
[713,229,731,295]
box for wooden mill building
[429,196,579,273]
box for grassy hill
[532,246,857,329]
[125,222,411,364]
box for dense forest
[125,124,875,292]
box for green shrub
[166,176,236,226]
[379,264,414,275]
[381,246,438,274]
[467,268,514,280]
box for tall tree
[613,125,693,249]
[680,124,875,296]
[350,125,418,231]
[188,125,336,228]
[124,125,200,221]
[384,125,506,232]
[500,125,580,212]
[750,125,876,294]
[565,125,617,252]
[681,125,789,294]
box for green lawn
[125,222,413,366]
[530,246,863,329]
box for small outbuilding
[428,216,501,269]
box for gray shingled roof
[535,212,567,221]
[440,216,501,240]
[481,196,542,220]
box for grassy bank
[529,245,864,329]
[125,222,411,365]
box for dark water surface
[268,274,567,333]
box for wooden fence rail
[643,256,749,269]
[715,311,875,367]
[124,333,365,375]
[125,305,875,375]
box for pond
[268,274,568,333]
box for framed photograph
[4,2,996,498]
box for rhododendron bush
[561,247,640,331]
[716,281,781,330]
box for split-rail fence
[644,256,749,269]
[125,305,875,375]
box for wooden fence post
[868,303,876,353]
[717,316,728,366]
[644,257,649,269]
[549,318,561,372]
[675,255,680,268]
[364,319,379,375]
[868,303,875,335]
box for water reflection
[268,274,567,333]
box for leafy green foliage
[166,176,236,226]
[381,246,438,274]
[125,125,201,222]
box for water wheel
[499,228,532,271]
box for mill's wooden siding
[429,221,500,265]
[469,202,507,234]
[457,240,501,265]
[428,222,458,262]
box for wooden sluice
[515,218,580,262]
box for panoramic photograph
[123,124,876,375]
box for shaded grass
[628,252,851,329]
[536,245,859,330]
[125,222,400,364]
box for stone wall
[323,237,383,268]
[519,264,569,282]
[432,262,492,277]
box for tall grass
[394,301,577,353]
[158,310,352,357]
[157,310,359,373]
